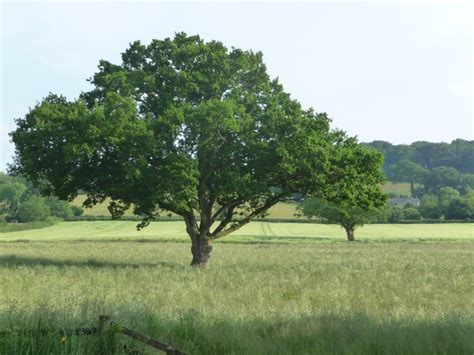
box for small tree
[387,207,404,223]
[419,194,442,219]
[0,182,27,216]
[445,196,474,220]
[300,198,385,241]
[71,205,84,217]
[15,196,50,222]
[423,166,461,192]
[401,207,421,220]
[299,143,387,241]
[436,187,460,214]
[44,196,74,219]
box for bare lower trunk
[345,228,355,242]
[184,213,212,268]
[191,237,212,268]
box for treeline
[365,140,474,221]
[0,172,83,224]
[364,139,474,173]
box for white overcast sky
[1,1,473,171]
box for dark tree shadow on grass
[0,254,179,269]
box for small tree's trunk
[345,228,355,242]
[190,236,213,268]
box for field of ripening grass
[0,221,473,354]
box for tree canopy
[11,33,385,266]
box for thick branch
[209,201,241,237]
[210,194,284,240]
[183,210,199,243]
[210,199,242,225]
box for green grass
[0,220,56,233]
[0,222,473,353]
[381,182,413,196]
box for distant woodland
[364,139,474,173]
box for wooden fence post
[98,315,116,354]
[98,315,111,335]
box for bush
[71,205,84,217]
[419,194,442,219]
[402,207,421,220]
[15,196,50,222]
[388,207,404,223]
[44,196,74,219]
[445,197,474,220]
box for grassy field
[381,182,413,196]
[1,222,473,354]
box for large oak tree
[11,33,384,266]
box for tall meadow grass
[1,239,473,353]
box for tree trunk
[183,212,212,268]
[190,237,212,268]
[345,228,355,242]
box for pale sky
[1,1,473,171]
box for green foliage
[387,159,428,184]
[298,141,386,239]
[10,33,384,263]
[387,207,404,223]
[418,187,470,220]
[419,194,442,219]
[44,196,75,219]
[300,196,386,240]
[436,187,460,210]
[71,205,84,217]
[424,166,462,192]
[367,141,474,203]
[321,139,387,209]
[0,172,78,223]
[402,207,421,220]
[0,182,27,215]
[445,195,474,220]
[365,139,474,173]
[461,174,474,191]
[300,198,384,229]
[12,34,331,222]
[15,196,51,223]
